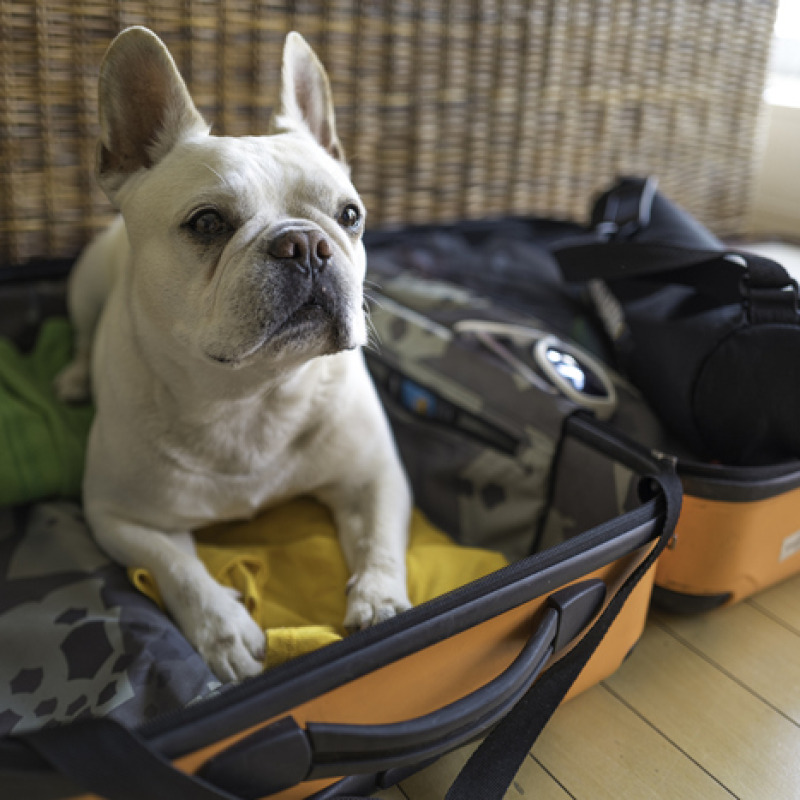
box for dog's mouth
[288,296,331,322]
[274,286,338,338]
[204,279,355,368]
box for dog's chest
[155,391,333,522]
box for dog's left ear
[271,32,346,165]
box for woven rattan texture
[0,1,778,267]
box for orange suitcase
[654,462,800,610]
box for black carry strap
[442,466,682,800]
[335,460,683,800]
[337,465,681,800]
[553,175,799,327]
[556,242,799,326]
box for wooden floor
[374,571,800,800]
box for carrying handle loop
[738,257,799,325]
[197,580,605,798]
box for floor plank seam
[393,784,411,800]
[527,753,578,799]
[600,682,741,799]
[745,598,800,638]
[652,618,800,729]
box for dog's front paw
[185,589,266,683]
[344,570,412,631]
[54,358,92,403]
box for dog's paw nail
[245,629,267,664]
[190,592,266,683]
[343,578,412,631]
[373,605,400,625]
[207,640,264,683]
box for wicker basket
[0,0,778,268]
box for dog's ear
[271,32,346,164]
[96,26,209,199]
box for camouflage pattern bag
[0,503,219,737]
[365,225,673,563]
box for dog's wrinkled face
[120,135,367,369]
[98,27,366,371]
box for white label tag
[780,530,800,562]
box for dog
[55,26,412,683]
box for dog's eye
[337,204,362,232]
[186,209,231,238]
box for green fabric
[0,319,94,506]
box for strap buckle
[741,277,800,325]
[736,254,800,325]
[593,176,659,240]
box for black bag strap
[552,176,799,326]
[557,243,799,324]
[555,239,791,293]
[346,454,682,800]
[442,464,682,800]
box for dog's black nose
[268,229,332,276]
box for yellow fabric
[129,497,507,669]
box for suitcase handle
[197,579,607,797]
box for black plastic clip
[738,254,800,325]
[592,176,659,240]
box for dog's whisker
[202,162,228,185]
[365,323,382,352]
[361,299,383,352]
[363,291,388,312]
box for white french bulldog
[55,26,412,683]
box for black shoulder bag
[554,176,800,466]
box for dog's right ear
[96,27,209,201]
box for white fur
[57,27,411,682]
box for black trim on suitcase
[678,460,800,503]
[651,586,731,614]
